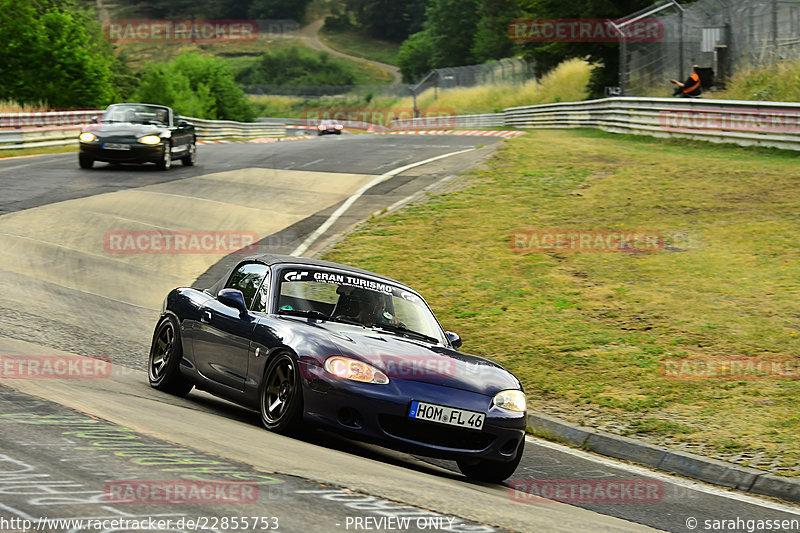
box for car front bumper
[79,142,166,164]
[300,361,527,463]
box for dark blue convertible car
[149,254,527,482]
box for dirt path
[299,19,403,84]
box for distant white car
[317,120,343,136]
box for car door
[170,111,192,155]
[192,263,269,390]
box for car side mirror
[177,119,190,128]
[445,331,462,349]
[218,288,248,315]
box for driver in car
[335,286,398,327]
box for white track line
[290,148,475,257]
[524,436,800,515]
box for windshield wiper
[371,323,440,344]
[278,309,331,321]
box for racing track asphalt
[1,133,799,532]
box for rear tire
[457,439,524,483]
[260,352,304,435]
[79,155,94,169]
[148,316,193,397]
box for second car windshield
[276,268,445,344]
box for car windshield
[103,104,169,126]
[277,268,446,344]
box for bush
[236,47,358,86]
[135,53,254,122]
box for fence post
[679,8,685,83]
[619,35,628,96]
[771,0,779,61]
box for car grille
[378,415,495,451]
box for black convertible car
[78,103,196,170]
[149,254,527,482]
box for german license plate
[103,143,130,150]
[409,401,485,430]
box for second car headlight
[493,390,526,412]
[138,135,162,145]
[79,132,97,143]
[324,356,389,385]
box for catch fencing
[619,0,800,96]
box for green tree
[0,0,116,108]
[249,0,312,20]
[425,0,482,68]
[472,0,520,63]
[135,53,255,121]
[397,30,435,82]
[397,0,483,81]
[346,0,431,42]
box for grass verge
[322,129,800,476]
[0,146,77,159]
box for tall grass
[713,58,800,102]
[0,100,50,113]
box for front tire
[181,141,196,166]
[157,142,172,170]
[457,439,524,483]
[260,352,304,435]
[79,155,94,169]
[148,316,193,396]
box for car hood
[84,123,168,137]
[309,320,521,396]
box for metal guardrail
[185,116,285,140]
[0,114,286,150]
[0,111,102,128]
[504,97,800,151]
[3,99,799,151]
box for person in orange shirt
[670,65,703,97]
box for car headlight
[317,125,325,130]
[335,125,343,129]
[324,356,389,385]
[138,135,162,145]
[493,390,526,412]
[79,132,97,143]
